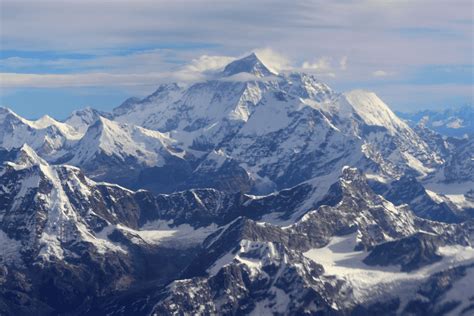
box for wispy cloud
[1,72,166,88]
[301,57,337,77]
[183,55,235,73]
[2,0,471,66]
[253,48,291,73]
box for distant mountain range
[397,105,474,138]
[1,53,473,316]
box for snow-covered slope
[112,83,185,130]
[211,91,366,192]
[343,90,442,175]
[344,90,408,134]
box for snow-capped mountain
[0,108,192,192]
[110,54,441,193]
[397,105,474,138]
[1,53,473,315]
[0,107,81,160]
[69,116,183,167]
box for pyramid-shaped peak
[35,114,58,126]
[222,53,277,78]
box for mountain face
[1,53,473,316]
[128,168,473,316]
[397,105,474,138]
[111,54,440,194]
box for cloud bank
[0,0,472,115]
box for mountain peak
[142,83,181,103]
[87,115,112,133]
[34,114,58,128]
[65,107,113,134]
[11,144,47,169]
[0,106,25,122]
[222,53,277,78]
[343,89,407,134]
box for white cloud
[302,57,330,71]
[302,57,336,77]
[0,52,240,89]
[1,0,471,68]
[0,51,240,89]
[0,72,162,88]
[0,49,180,74]
[184,55,235,73]
[0,70,206,89]
[253,48,291,72]
[0,0,472,111]
[372,70,393,77]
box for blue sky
[0,0,472,119]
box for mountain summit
[222,52,277,77]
